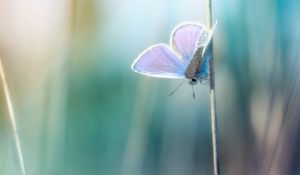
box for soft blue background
[0,0,300,174]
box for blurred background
[0,0,300,175]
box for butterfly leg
[203,71,216,83]
[200,81,210,86]
[203,78,211,84]
[204,78,210,82]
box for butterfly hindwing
[198,22,217,78]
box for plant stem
[206,0,220,174]
[0,56,26,175]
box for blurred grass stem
[0,56,26,175]
[206,0,220,174]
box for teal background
[0,0,300,174]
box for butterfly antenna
[192,85,196,99]
[169,81,185,96]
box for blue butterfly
[131,21,217,86]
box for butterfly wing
[199,44,211,78]
[198,21,217,50]
[170,22,208,63]
[131,44,185,78]
[199,21,218,78]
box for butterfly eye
[189,78,198,86]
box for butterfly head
[188,78,198,85]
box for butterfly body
[131,21,216,86]
[185,45,207,85]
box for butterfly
[131,21,217,87]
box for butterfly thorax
[185,46,205,85]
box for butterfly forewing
[170,22,207,63]
[131,44,185,78]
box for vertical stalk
[206,0,220,174]
[0,56,26,175]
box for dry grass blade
[206,0,220,174]
[0,56,26,175]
